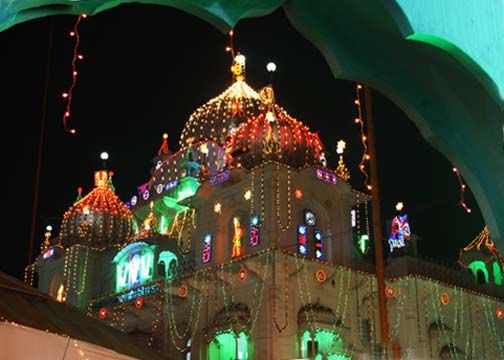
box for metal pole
[364,85,389,354]
[28,18,54,266]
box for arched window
[209,331,249,360]
[158,261,166,278]
[467,260,489,284]
[300,329,350,359]
[158,250,178,279]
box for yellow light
[214,202,222,214]
[162,133,168,140]
[244,190,252,200]
[336,139,346,154]
[395,202,404,211]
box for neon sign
[388,214,411,253]
[202,234,212,263]
[358,234,369,254]
[298,225,308,255]
[315,169,337,185]
[113,242,155,293]
[314,230,324,259]
[232,217,243,258]
[210,170,230,185]
[250,215,260,247]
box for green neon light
[358,234,369,254]
[174,177,200,202]
[113,242,156,293]
[209,331,248,360]
[159,215,168,235]
[158,250,178,279]
[301,329,349,359]
[493,261,503,286]
[468,260,489,284]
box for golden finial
[336,139,350,181]
[231,53,246,82]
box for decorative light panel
[202,234,212,263]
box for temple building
[31,56,503,360]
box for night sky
[1,5,484,280]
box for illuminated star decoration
[452,167,472,213]
[62,14,88,135]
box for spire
[158,133,171,156]
[75,187,83,202]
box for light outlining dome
[179,80,266,148]
[59,170,134,250]
[226,103,325,169]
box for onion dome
[179,54,266,148]
[226,98,325,169]
[59,170,134,250]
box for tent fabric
[0,272,169,360]
[0,322,136,360]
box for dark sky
[1,5,484,279]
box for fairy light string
[452,167,472,213]
[354,83,371,190]
[62,14,87,134]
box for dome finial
[231,53,246,82]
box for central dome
[179,80,266,148]
[226,104,325,169]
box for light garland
[272,253,289,333]
[452,167,472,214]
[61,14,87,134]
[353,83,371,190]
[275,164,292,232]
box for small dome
[179,80,266,148]
[226,104,325,169]
[59,171,134,249]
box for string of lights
[354,83,371,190]
[61,14,87,134]
[452,167,472,213]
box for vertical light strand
[354,83,371,190]
[452,167,472,213]
[62,14,87,134]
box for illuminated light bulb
[266,62,277,72]
[73,71,78,76]
[244,190,252,200]
[354,118,360,123]
[163,133,168,140]
[357,84,363,89]
[365,154,370,160]
[294,189,303,199]
[367,185,372,190]
[395,202,404,211]
[466,208,472,214]
[234,54,246,65]
[229,29,234,36]
[65,111,70,117]
[225,46,232,52]
[354,100,360,105]
[62,92,69,98]
[214,202,222,214]
[452,167,458,172]
[362,136,367,141]
[462,184,466,189]
[70,31,75,36]
[77,54,83,60]
[46,225,53,232]
[81,13,88,18]
[100,152,109,160]
[69,129,76,135]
